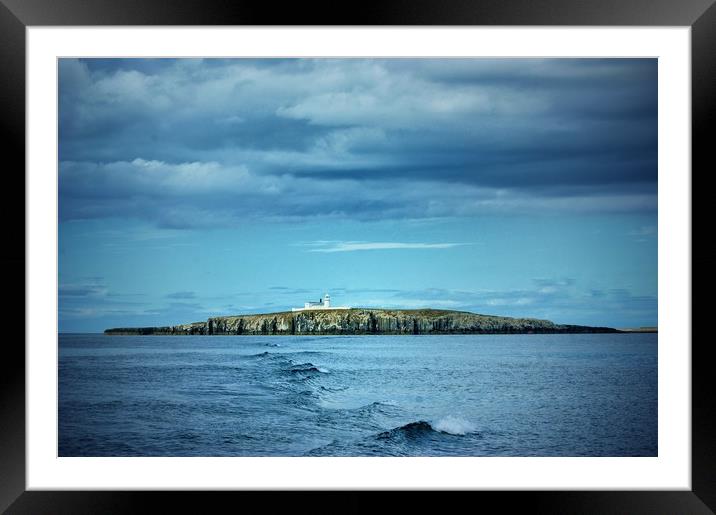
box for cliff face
[104,309,619,335]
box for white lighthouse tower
[292,292,349,312]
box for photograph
[58,57,658,458]
[2,0,704,507]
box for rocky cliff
[104,308,619,335]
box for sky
[58,58,658,332]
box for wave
[377,421,434,440]
[431,416,477,436]
[319,385,349,392]
[364,400,396,409]
[288,362,329,375]
[377,417,477,439]
[317,400,400,416]
[350,401,399,416]
[285,350,327,357]
[294,336,336,343]
[303,415,478,457]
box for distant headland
[104,307,620,336]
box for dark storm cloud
[59,58,657,227]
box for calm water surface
[59,333,657,456]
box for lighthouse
[291,292,349,312]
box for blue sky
[58,58,657,332]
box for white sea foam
[317,367,330,373]
[432,416,476,435]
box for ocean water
[59,333,657,457]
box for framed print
[3,0,709,512]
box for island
[104,308,620,335]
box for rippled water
[59,333,657,456]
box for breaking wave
[431,416,477,436]
[377,417,477,439]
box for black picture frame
[2,1,707,512]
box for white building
[292,293,350,312]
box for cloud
[59,283,108,297]
[533,277,576,289]
[268,286,311,294]
[628,225,657,242]
[165,291,196,299]
[59,58,657,227]
[59,281,155,330]
[629,226,656,236]
[59,157,656,228]
[304,241,468,252]
[338,280,656,327]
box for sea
[58,333,657,457]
